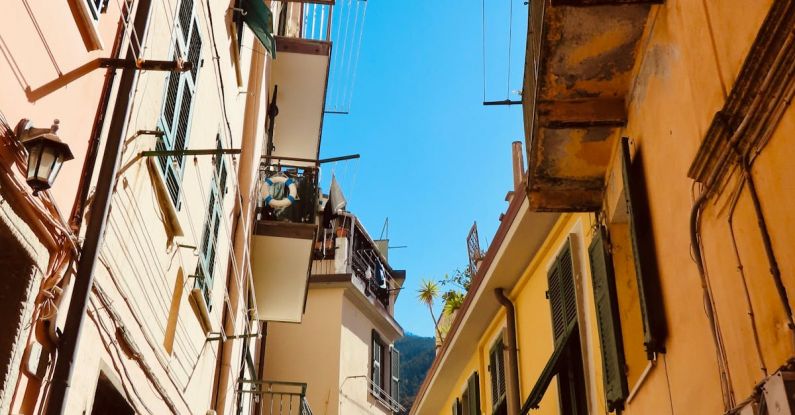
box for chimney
[512,141,525,192]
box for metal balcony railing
[313,215,395,309]
[239,380,313,415]
[271,1,333,41]
[257,163,318,225]
[367,376,406,414]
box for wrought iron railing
[239,380,313,415]
[256,163,318,225]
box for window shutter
[548,243,576,342]
[589,226,629,412]
[467,372,480,415]
[453,398,461,415]
[621,137,667,357]
[489,340,506,409]
[157,0,202,209]
[391,346,400,403]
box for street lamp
[15,119,74,194]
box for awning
[242,0,276,57]
[521,319,578,413]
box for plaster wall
[609,1,795,413]
[264,287,344,415]
[339,291,399,415]
[7,0,270,412]
[0,0,122,212]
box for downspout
[68,0,128,233]
[44,0,154,412]
[495,288,520,414]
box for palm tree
[417,279,442,343]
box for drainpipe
[495,288,520,414]
[67,0,128,233]
[44,0,154,413]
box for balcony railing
[239,380,313,415]
[367,376,406,414]
[313,215,395,309]
[256,163,318,225]
[271,1,333,41]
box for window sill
[69,0,104,51]
[146,158,185,239]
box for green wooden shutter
[391,346,400,403]
[467,372,481,415]
[489,340,506,409]
[589,226,629,412]
[157,0,202,208]
[621,137,667,357]
[548,243,576,341]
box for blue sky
[320,0,528,337]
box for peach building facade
[0,0,359,413]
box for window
[85,0,109,22]
[157,0,203,208]
[464,372,481,415]
[548,243,588,415]
[194,139,227,311]
[371,331,385,394]
[489,339,506,414]
[522,242,587,414]
[390,345,400,403]
[452,398,463,415]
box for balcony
[251,162,319,323]
[267,1,333,170]
[239,380,313,415]
[522,0,660,211]
[312,213,404,312]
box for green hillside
[395,333,436,413]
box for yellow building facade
[414,1,795,414]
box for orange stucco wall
[0,0,122,212]
[613,1,794,413]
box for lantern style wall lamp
[14,119,74,194]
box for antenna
[379,217,389,240]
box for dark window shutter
[391,346,400,403]
[467,372,481,415]
[489,340,506,414]
[589,226,629,412]
[621,137,667,357]
[453,398,461,415]
[548,243,576,342]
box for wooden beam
[537,98,627,128]
[275,37,331,56]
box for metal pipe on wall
[495,288,520,414]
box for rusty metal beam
[537,98,627,128]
